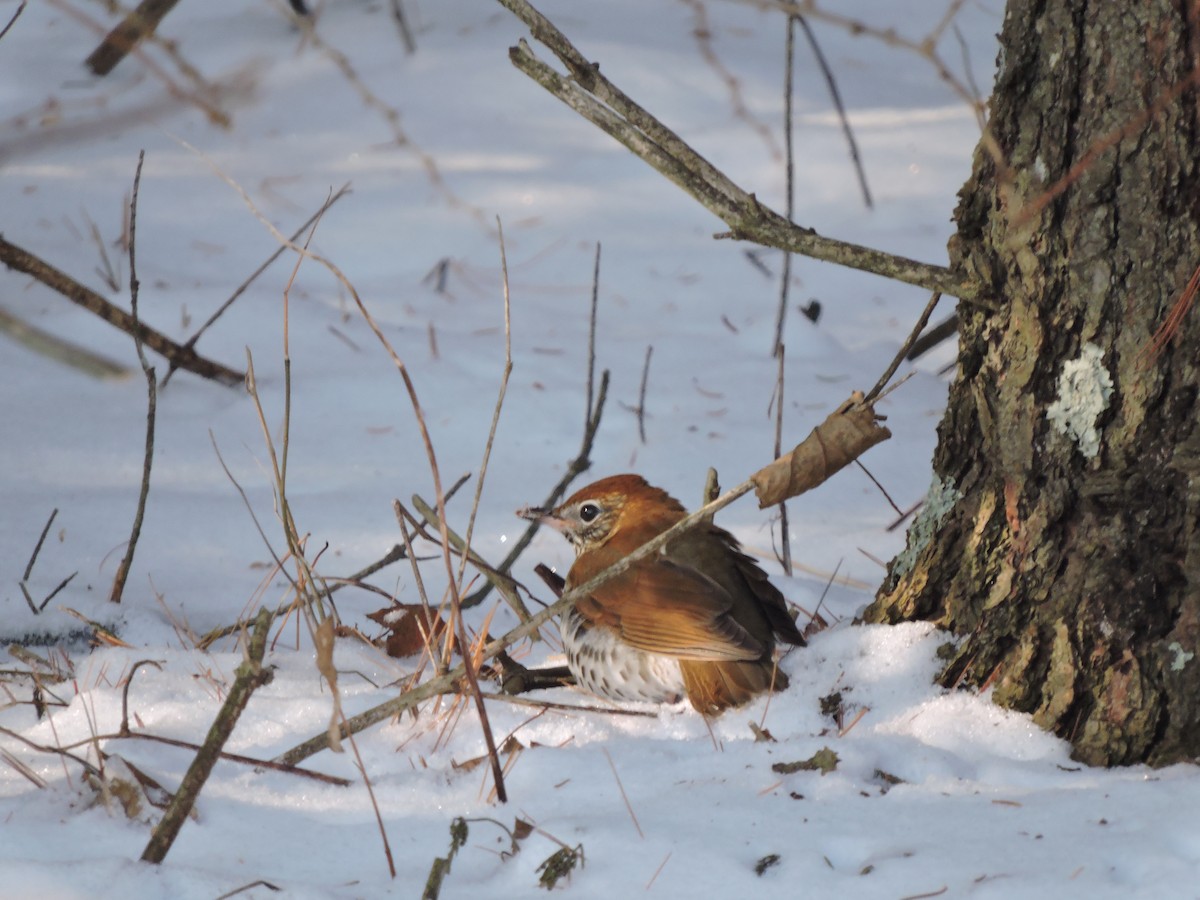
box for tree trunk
[865,0,1200,767]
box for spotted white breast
[559,606,686,703]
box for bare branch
[110,150,157,604]
[141,609,274,864]
[496,0,979,301]
[864,291,944,403]
[0,235,244,384]
[85,0,182,77]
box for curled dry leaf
[366,603,453,659]
[751,392,891,508]
[513,817,535,841]
[84,755,180,824]
[314,617,344,754]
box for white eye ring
[579,502,601,523]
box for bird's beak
[516,504,567,531]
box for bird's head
[517,474,687,556]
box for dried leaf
[748,722,776,743]
[818,691,844,719]
[500,735,525,754]
[752,393,891,507]
[754,853,782,876]
[366,603,451,659]
[314,617,344,754]
[772,747,840,776]
[452,754,486,773]
[61,607,133,648]
[513,818,534,841]
[84,756,181,824]
[537,844,584,890]
[118,756,176,810]
[874,768,904,786]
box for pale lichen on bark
[1168,641,1195,672]
[1045,342,1113,459]
[891,475,963,580]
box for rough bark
[866,0,1200,767]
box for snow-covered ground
[2,1,1196,897]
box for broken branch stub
[752,393,891,508]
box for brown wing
[573,557,764,662]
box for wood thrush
[519,474,805,715]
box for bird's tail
[679,657,789,716]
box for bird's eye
[579,502,601,523]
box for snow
[1,0,1196,897]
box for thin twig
[337,226,508,804]
[215,882,282,900]
[161,183,351,387]
[82,210,120,291]
[0,235,244,384]
[452,219,516,617]
[476,691,656,717]
[602,748,643,838]
[0,2,26,43]
[773,15,797,356]
[110,150,156,604]
[750,0,989,132]
[682,0,782,162]
[634,344,652,443]
[887,499,924,532]
[772,345,792,575]
[951,23,985,111]
[393,502,445,676]
[863,291,942,403]
[646,852,672,890]
[795,14,872,208]
[0,724,99,778]
[585,242,600,429]
[118,658,163,736]
[809,557,842,629]
[411,496,532,621]
[462,266,610,612]
[21,507,57,583]
[496,0,978,301]
[38,571,78,612]
[854,460,903,517]
[343,722,397,876]
[390,0,416,53]
[1139,262,1200,365]
[196,543,411,650]
[281,0,485,226]
[19,583,36,615]
[837,705,870,737]
[905,312,958,361]
[1010,65,1200,228]
[772,21,794,575]
[169,143,494,802]
[66,730,351,786]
